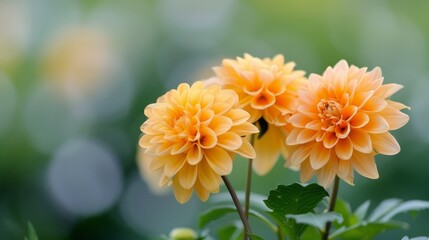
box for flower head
[286,60,409,187]
[212,54,307,175]
[139,81,259,203]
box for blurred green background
[0,0,428,239]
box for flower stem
[322,176,340,240]
[222,175,252,239]
[244,134,255,219]
[276,225,283,240]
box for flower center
[317,99,350,138]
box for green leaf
[247,233,264,240]
[257,118,268,139]
[330,221,408,240]
[354,200,371,222]
[264,183,329,239]
[264,183,329,215]
[24,222,38,240]
[379,200,429,222]
[367,199,402,222]
[210,192,269,211]
[287,212,343,231]
[199,205,276,231]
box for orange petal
[350,112,369,128]
[352,151,379,179]
[217,132,242,150]
[209,116,233,135]
[337,159,354,185]
[178,164,198,189]
[225,109,250,126]
[335,138,353,160]
[376,83,403,98]
[341,105,358,121]
[322,132,339,149]
[297,129,318,144]
[229,122,259,136]
[187,144,202,165]
[235,140,256,159]
[198,161,220,192]
[149,155,169,171]
[310,143,331,170]
[253,126,282,175]
[204,147,233,175]
[199,127,218,149]
[194,180,211,202]
[289,113,312,128]
[362,97,388,112]
[290,144,312,165]
[335,121,351,139]
[371,132,400,155]
[300,160,315,182]
[362,114,389,133]
[172,178,193,204]
[348,129,372,153]
[317,156,338,188]
[251,91,276,110]
[286,128,301,145]
[164,155,187,177]
[380,106,409,130]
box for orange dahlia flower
[286,60,409,187]
[139,81,259,203]
[212,54,307,175]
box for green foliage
[287,212,343,231]
[24,222,38,240]
[264,183,329,240]
[330,199,429,240]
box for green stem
[322,176,340,240]
[244,134,256,219]
[276,225,283,240]
[222,175,252,239]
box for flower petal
[187,144,202,165]
[217,132,242,150]
[172,178,193,204]
[362,114,389,133]
[380,106,409,130]
[352,151,379,179]
[335,138,353,160]
[198,161,220,192]
[209,116,233,135]
[310,143,331,170]
[337,159,354,185]
[225,109,250,126]
[371,132,400,155]
[204,147,233,175]
[300,160,315,182]
[235,139,256,159]
[178,164,198,189]
[290,144,312,165]
[350,112,369,128]
[253,126,283,175]
[317,156,338,188]
[164,155,187,177]
[348,129,372,153]
[194,180,211,202]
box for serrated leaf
[25,222,38,240]
[257,118,268,139]
[264,183,329,239]
[380,200,429,222]
[287,212,343,231]
[264,183,329,215]
[199,205,276,231]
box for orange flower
[139,81,259,203]
[212,54,307,175]
[286,60,409,187]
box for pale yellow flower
[139,81,259,203]
[212,54,307,175]
[286,60,409,187]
